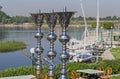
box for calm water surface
[0,26,84,70]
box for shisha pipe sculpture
[45,11,57,79]
[31,9,75,79]
[57,9,75,79]
[31,11,44,79]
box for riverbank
[0,23,34,29]
[0,23,90,28]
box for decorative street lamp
[45,11,57,79]
[57,8,75,79]
[31,11,44,79]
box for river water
[0,26,85,70]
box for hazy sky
[0,0,120,17]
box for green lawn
[110,47,120,59]
[110,47,120,79]
[111,75,120,79]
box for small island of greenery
[0,41,26,53]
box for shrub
[0,66,35,77]
[0,60,120,78]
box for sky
[0,0,120,17]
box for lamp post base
[59,76,68,79]
[36,70,42,79]
[48,74,55,79]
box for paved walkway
[0,75,35,79]
[102,48,115,60]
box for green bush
[0,66,35,77]
[102,22,114,29]
[0,60,120,78]
[97,60,120,74]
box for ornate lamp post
[57,9,75,79]
[45,11,57,79]
[31,11,44,79]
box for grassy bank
[110,47,120,59]
[0,41,26,53]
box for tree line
[0,11,32,24]
[72,16,120,21]
[91,22,114,29]
[0,10,119,24]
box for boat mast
[80,0,88,51]
[96,0,99,42]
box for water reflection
[0,27,8,40]
[0,26,84,70]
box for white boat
[68,0,94,63]
[69,51,93,62]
